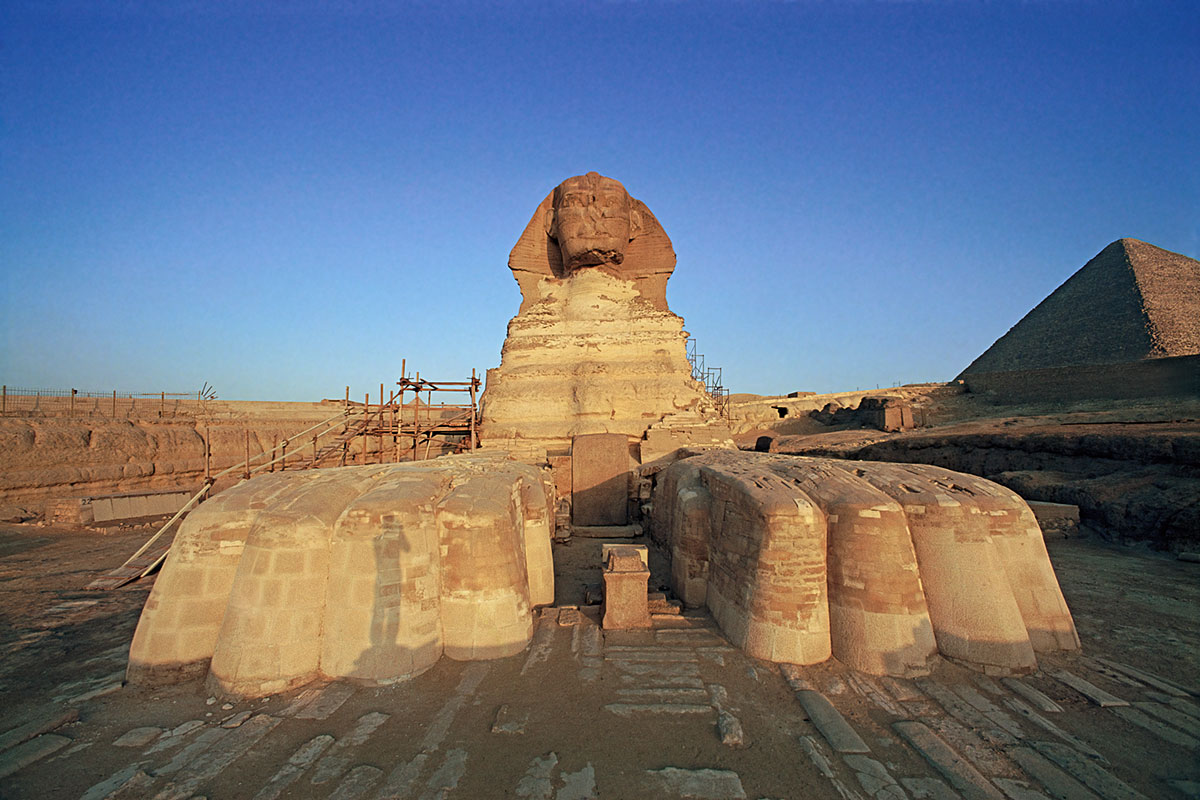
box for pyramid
[959,238,1200,376]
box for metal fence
[0,386,213,419]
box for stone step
[648,592,683,615]
[573,525,642,538]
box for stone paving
[1,530,1198,799]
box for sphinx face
[551,173,635,271]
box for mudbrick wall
[790,425,1200,551]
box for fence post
[112,390,117,417]
[204,424,211,482]
[70,389,76,418]
[1,385,5,415]
[160,391,165,417]
[311,434,318,467]
[281,440,288,471]
[243,430,251,480]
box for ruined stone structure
[126,455,554,698]
[479,172,722,458]
[652,450,1080,676]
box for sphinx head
[544,172,643,272]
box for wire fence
[0,386,215,419]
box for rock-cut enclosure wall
[0,403,400,513]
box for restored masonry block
[651,451,1079,676]
[127,454,555,698]
[602,546,652,630]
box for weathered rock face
[651,451,1079,676]
[479,172,715,453]
[126,454,554,698]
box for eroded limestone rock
[126,454,554,698]
[651,451,1079,676]
[479,172,719,454]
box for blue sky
[2,0,1196,401]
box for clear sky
[2,0,1196,402]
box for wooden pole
[70,389,76,419]
[379,383,385,459]
[390,390,398,462]
[397,364,405,464]
[271,435,277,472]
[412,373,420,461]
[112,390,117,417]
[243,430,251,480]
[204,424,211,481]
[469,368,478,450]
[312,434,318,467]
[364,393,370,464]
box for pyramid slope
[960,239,1200,376]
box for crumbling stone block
[1027,501,1081,538]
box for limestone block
[127,455,554,698]
[652,451,1080,676]
[602,547,652,629]
[695,460,831,665]
[320,474,449,683]
[437,474,533,660]
[850,463,1077,656]
[787,463,936,676]
[843,463,1038,673]
[208,469,385,696]
[128,470,321,686]
[1027,501,1081,538]
[548,455,572,499]
[650,462,711,608]
[519,476,556,608]
[601,543,648,568]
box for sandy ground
[1,522,1198,799]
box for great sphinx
[126,173,1079,700]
